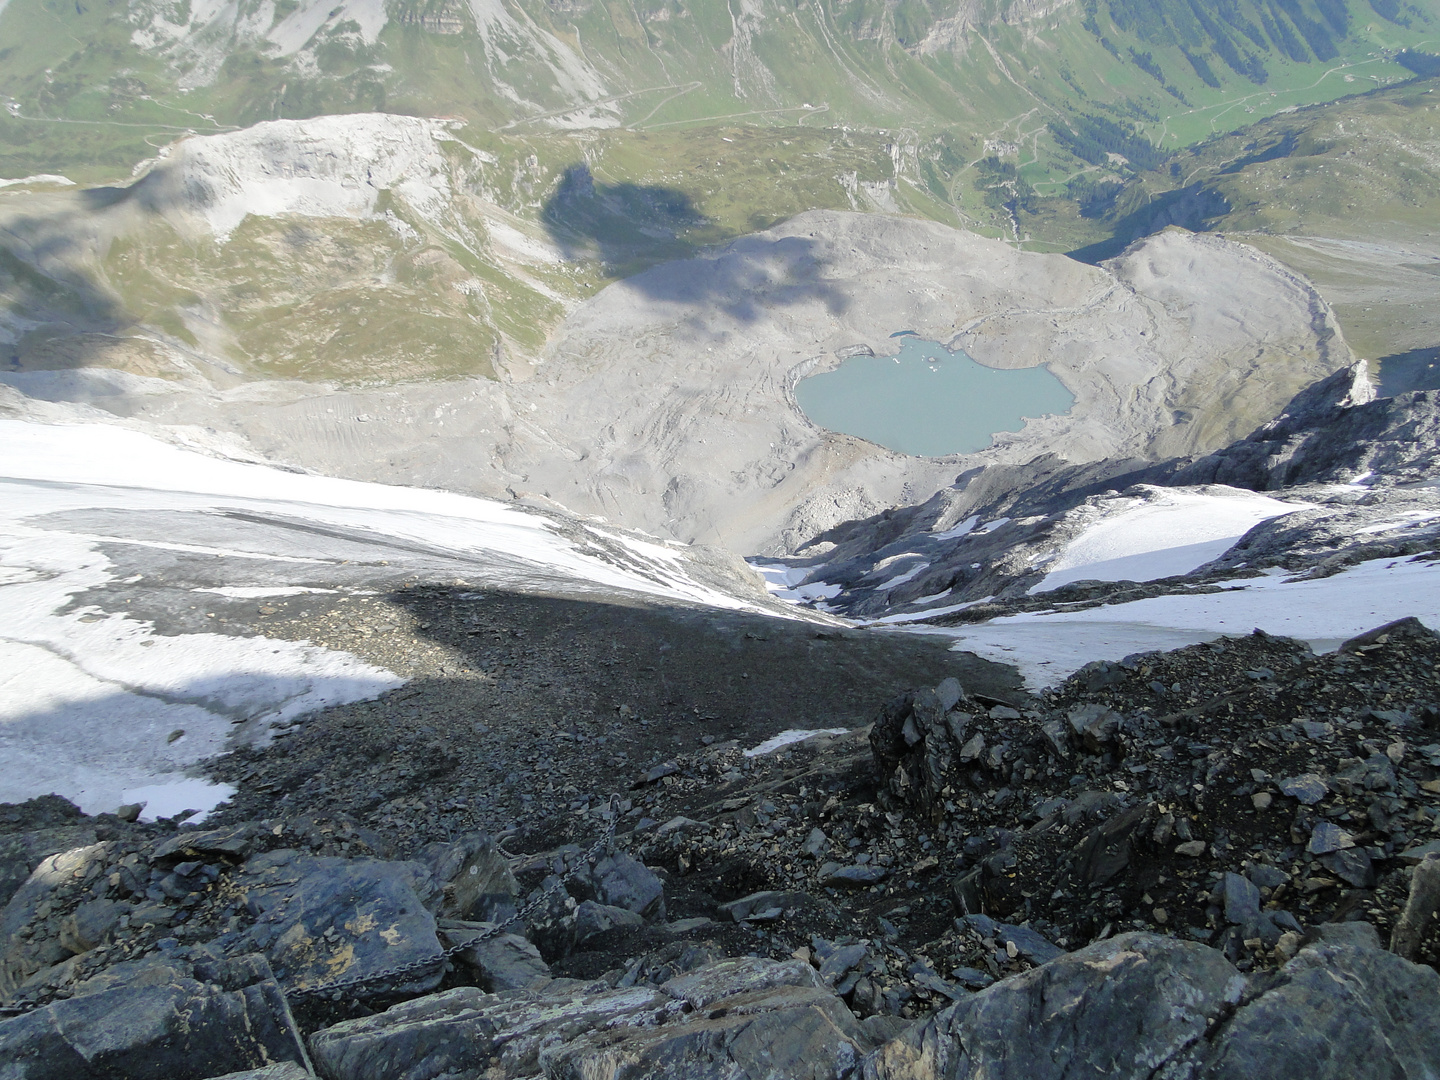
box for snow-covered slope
[930,555,1440,686]
[758,369,1440,686]
[1032,487,1306,593]
[0,418,793,820]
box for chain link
[0,801,620,1016]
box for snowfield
[936,557,1440,687]
[0,419,779,820]
[1034,487,1307,592]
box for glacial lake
[794,338,1075,457]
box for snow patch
[0,174,74,189]
[1035,487,1304,592]
[939,557,1440,688]
[0,418,779,813]
[744,728,848,757]
[932,515,979,540]
[197,586,341,598]
[121,779,238,825]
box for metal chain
[0,802,620,1016]
[286,799,619,1002]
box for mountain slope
[0,0,1431,186]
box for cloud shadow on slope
[0,205,132,376]
[1376,346,1440,398]
[540,163,849,324]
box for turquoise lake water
[794,338,1075,457]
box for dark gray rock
[1222,872,1262,925]
[1245,864,1289,891]
[1319,847,1375,888]
[422,834,518,923]
[236,849,443,996]
[818,943,869,983]
[1306,822,1352,855]
[717,890,810,922]
[961,914,1065,965]
[1067,704,1122,751]
[572,852,664,922]
[571,899,644,947]
[0,951,307,1080]
[1,843,111,995]
[1278,774,1328,805]
[1073,803,1151,886]
[0,799,97,912]
[149,825,255,864]
[869,687,973,820]
[1183,943,1440,1078]
[862,931,1440,1080]
[437,920,549,992]
[58,898,126,955]
[308,957,868,1080]
[861,933,1239,1080]
[820,864,888,886]
[1309,921,1383,950]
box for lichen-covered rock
[236,849,443,996]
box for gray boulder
[571,899,645,948]
[309,956,872,1080]
[571,852,665,921]
[423,834,518,923]
[0,951,308,1080]
[0,798,96,911]
[863,932,1440,1080]
[862,933,1238,1079]
[438,919,550,991]
[237,849,443,996]
[1183,943,1440,1078]
[1,843,112,995]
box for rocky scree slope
[782,359,1440,624]
[2,615,1440,1077]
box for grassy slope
[0,0,1435,387]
